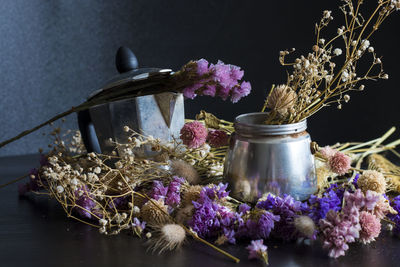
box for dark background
[0,0,399,156]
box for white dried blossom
[133,206,140,214]
[323,10,332,19]
[93,167,101,174]
[56,185,64,193]
[344,94,350,103]
[99,219,108,226]
[382,74,389,79]
[70,178,78,186]
[319,38,325,45]
[123,126,130,132]
[368,47,374,53]
[333,48,342,56]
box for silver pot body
[78,92,184,157]
[224,112,317,202]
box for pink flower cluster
[319,189,384,258]
[180,121,230,149]
[183,59,251,103]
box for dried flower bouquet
[263,0,400,124]
[10,116,400,263]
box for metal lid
[88,47,172,101]
[234,112,307,136]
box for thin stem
[0,173,29,189]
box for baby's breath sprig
[263,0,400,124]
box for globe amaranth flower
[266,84,297,117]
[180,121,208,149]
[207,130,230,148]
[319,146,337,159]
[182,59,251,103]
[359,211,381,244]
[246,239,269,265]
[357,170,386,194]
[328,151,351,175]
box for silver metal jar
[224,112,317,202]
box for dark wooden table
[1,154,400,267]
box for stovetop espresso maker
[77,47,184,156]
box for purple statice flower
[189,184,243,243]
[109,196,128,210]
[246,239,269,264]
[239,203,251,214]
[352,174,360,188]
[221,228,236,244]
[388,195,400,236]
[183,84,202,99]
[150,180,168,201]
[181,59,251,103]
[132,217,146,231]
[241,210,280,239]
[202,84,217,97]
[19,168,42,195]
[307,184,343,223]
[75,186,96,219]
[196,58,209,75]
[257,194,303,240]
[200,183,229,202]
[231,81,252,103]
[165,176,185,206]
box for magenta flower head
[180,121,208,148]
[207,130,230,148]
[246,239,269,265]
[328,151,351,175]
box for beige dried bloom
[357,170,386,194]
[170,160,200,184]
[266,84,297,116]
[181,185,203,206]
[150,224,186,253]
[294,215,316,239]
[140,199,170,225]
[175,204,195,224]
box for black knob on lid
[115,46,139,74]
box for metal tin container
[77,47,184,157]
[224,112,317,202]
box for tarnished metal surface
[224,113,317,202]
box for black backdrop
[0,0,399,156]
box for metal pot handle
[77,109,101,153]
